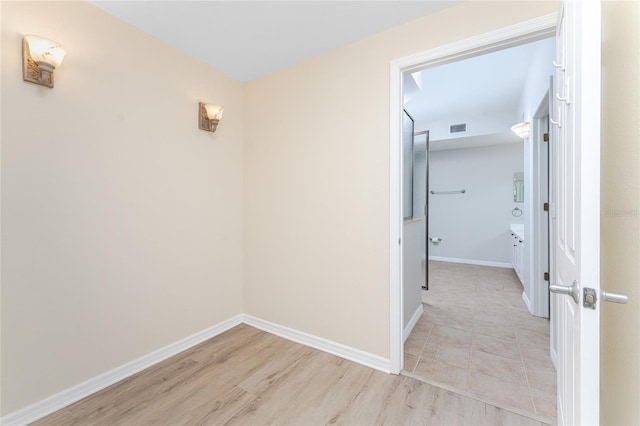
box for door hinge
[543,202,549,211]
[543,133,549,142]
[544,272,550,281]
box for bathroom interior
[400,37,558,422]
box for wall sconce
[511,121,530,139]
[198,102,224,133]
[22,35,67,88]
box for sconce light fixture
[511,121,530,139]
[22,35,67,88]
[198,102,224,133]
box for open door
[550,1,601,423]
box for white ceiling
[404,37,555,127]
[91,1,458,83]
[405,37,555,149]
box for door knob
[581,288,628,309]
[550,280,579,304]
[602,291,628,304]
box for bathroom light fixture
[22,35,67,88]
[511,121,530,139]
[198,103,224,133]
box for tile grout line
[466,271,479,395]
[407,261,556,423]
[510,305,540,417]
[402,369,552,425]
[412,307,436,374]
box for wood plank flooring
[35,324,550,426]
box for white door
[551,1,601,424]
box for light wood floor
[35,324,550,425]
[404,261,556,423]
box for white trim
[528,88,552,318]
[403,304,424,343]
[389,13,557,376]
[1,315,243,426]
[522,290,533,313]
[550,344,558,370]
[389,56,403,375]
[428,256,512,269]
[242,315,391,374]
[575,1,602,420]
[391,14,557,74]
[2,314,392,425]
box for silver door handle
[602,291,628,304]
[550,280,579,304]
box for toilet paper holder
[429,237,442,245]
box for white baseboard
[522,291,533,313]
[403,304,424,343]
[2,313,392,425]
[550,347,558,370]
[428,256,512,269]
[1,315,243,426]
[242,314,390,374]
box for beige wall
[600,1,640,425]
[1,1,244,414]
[243,1,558,358]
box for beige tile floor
[403,261,557,424]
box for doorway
[398,39,556,421]
[389,12,558,421]
[389,11,557,374]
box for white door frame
[528,87,551,319]
[389,14,558,374]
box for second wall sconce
[22,34,67,88]
[511,121,530,139]
[199,102,224,133]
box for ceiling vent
[450,123,467,133]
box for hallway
[403,261,556,423]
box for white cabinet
[510,225,525,285]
